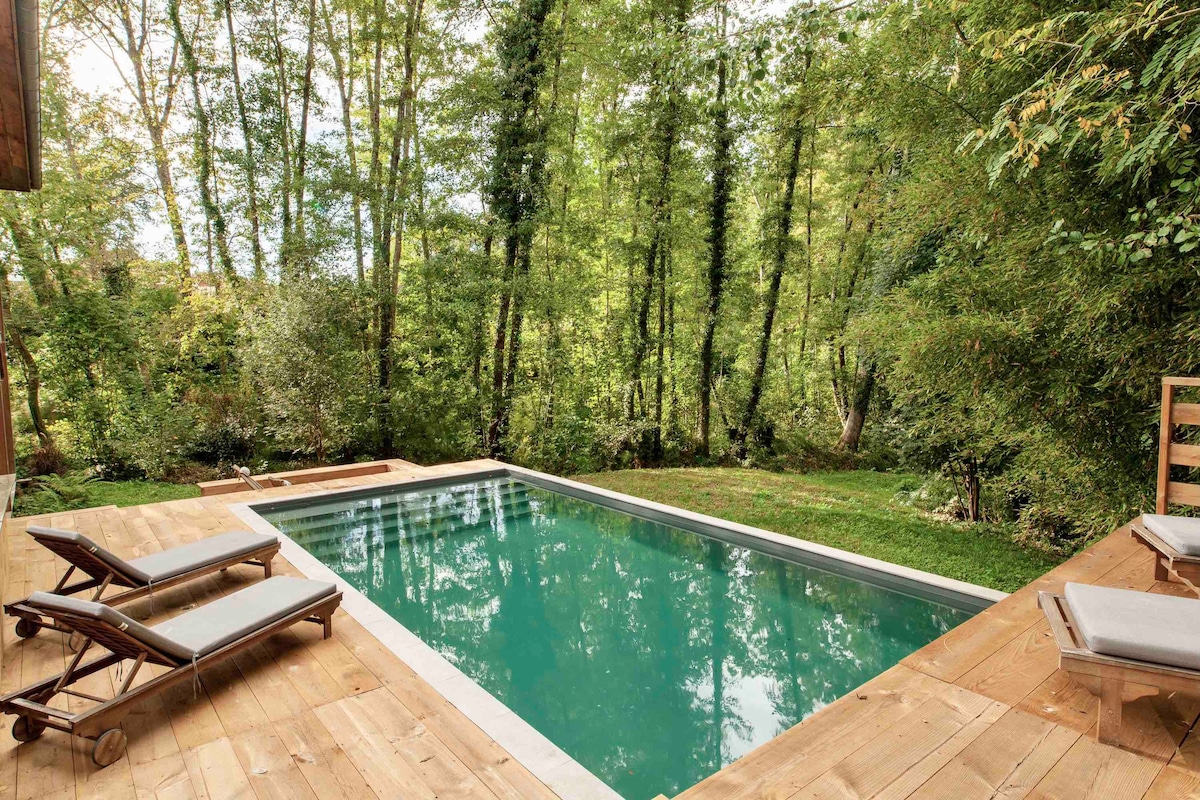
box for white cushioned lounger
[27,576,336,660]
[1063,581,1200,670]
[5,526,280,639]
[1141,514,1200,557]
[28,526,276,584]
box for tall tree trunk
[5,314,48,445]
[629,0,689,428]
[223,0,265,279]
[321,0,363,280]
[270,0,295,275]
[652,224,668,461]
[0,230,50,445]
[836,359,875,452]
[733,121,804,458]
[375,0,424,457]
[485,0,557,457]
[798,115,817,361]
[91,2,190,286]
[293,0,319,263]
[699,3,731,458]
[168,0,235,284]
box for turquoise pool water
[260,477,973,800]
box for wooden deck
[0,459,561,800]
[0,459,1197,799]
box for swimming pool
[236,468,995,800]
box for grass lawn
[574,467,1062,593]
[13,478,200,517]
[85,480,201,508]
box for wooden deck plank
[346,687,498,800]
[311,698,437,799]
[227,725,317,800]
[904,707,1079,800]
[1024,733,1162,799]
[271,710,381,800]
[675,665,947,800]
[787,691,1006,799]
[180,738,253,800]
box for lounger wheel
[13,618,38,639]
[92,729,127,767]
[67,631,86,653]
[12,716,45,742]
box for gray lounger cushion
[152,576,336,657]
[1142,514,1200,556]
[27,526,276,585]
[126,530,277,582]
[27,590,194,660]
[1064,582,1200,671]
[28,576,336,661]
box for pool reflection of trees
[275,480,969,799]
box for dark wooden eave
[0,0,37,192]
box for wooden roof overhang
[0,0,38,192]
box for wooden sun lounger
[4,526,279,639]
[0,576,341,766]
[1039,590,1198,745]
[1131,520,1200,593]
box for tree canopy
[6,0,1200,545]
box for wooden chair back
[1156,376,1200,513]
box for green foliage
[15,472,100,516]
[6,0,1197,558]
[242,280,372,462]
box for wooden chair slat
[1169,443,1200,467]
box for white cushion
[31,577,335,661]
[1143,514,1200,556]
[152,576,335,657]
[1064,582,1200,671]
[126,530,276,582]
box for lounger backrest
[26,591,192,664]
[26,526,151,587]
[1155,376,1200,513]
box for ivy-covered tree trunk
[167,0,235,284]
[699,4,732,458]
[732,121,804,459]
[485,0,557,457]
[223,0,265,280]
[628,0,689,439]
[0,230,51,446]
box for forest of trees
[4,0,1200,545]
